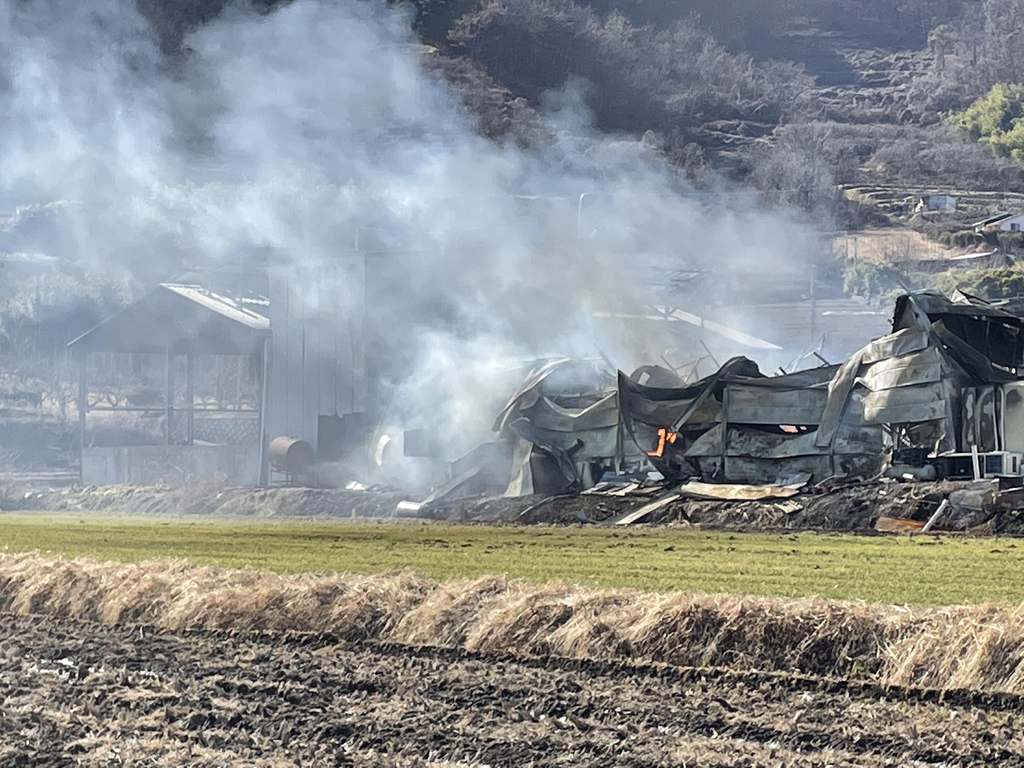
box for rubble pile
[393,290,1024,533]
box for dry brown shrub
[11,553,1024,693]
[618,594,895,677]
[883,604,1024,691]
[0,553,432,638]
[542,590,648,659]
[392,575,513,647]
[463,583,582,656]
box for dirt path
[2,614,1023,766]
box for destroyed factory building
[487,290,1024,501]
[67,281,1024,503]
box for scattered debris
[604,492,683,526]
[675,480,806,502]
[380,290,1024,532]
[774,500,803,515]
[875,516,926,533]
[921,499,950,533]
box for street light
[577,192,596,240]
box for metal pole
[186,354,195,446]
[719,386,729,482]
[921,499,950,533]
[576,193,592,240]
[258,336,270,486]
[78,353,87,483]
[165,342,174,446]
[809,259,817,344]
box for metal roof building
[68,265,368,488]
[68,284,272,487]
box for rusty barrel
[268,436,316,474]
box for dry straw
[4,552,1024,692]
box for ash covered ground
[5,478,1020,534]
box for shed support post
[720,386,729,482]
[78,353,87,483]
[258,337,270,486]
[165,343,174,446]
[186,354,195,446]
[808,254,817,344]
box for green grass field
[1,514,1023,605]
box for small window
[1012,222,1022,231]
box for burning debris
[395,289,1024,528]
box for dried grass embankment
[1,552,1023,693]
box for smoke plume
[0,0,823,464]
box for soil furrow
[2,612,1023,766]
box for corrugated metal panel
[860,328,930,364]
[302,300,320,444]
[857,381,949,424]
[856,347,944,392]
[522,393,619,432]
[726,385,828,426]
[285,280,304,438]
[161,284,269,330]
[266,258,366,446]
[514,424,619,459]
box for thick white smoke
[1,0,823,465]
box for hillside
[135,0,1024,233]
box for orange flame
[648,427,678,458]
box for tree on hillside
[447,0,810,152]
[911,0,1024,113]
[947,83,1024,164]
[980,0,1024,84]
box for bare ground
[4,612,1024,767]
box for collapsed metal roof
[483,290,1024,497]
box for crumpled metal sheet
[676,480,805,501]
[521,393,619,433]
[854,346,944,392]
[685,423,882,459]
[496,358,630,496]
[859,328,930,365]
[493,358,615,433]
[816,327,956,450]
[856,380,952,425]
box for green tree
[947,82,1024,163]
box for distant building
[974,212,1024,233]
[999,214,1024,233]
[916,194,957,213]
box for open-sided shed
[68,284,271,486]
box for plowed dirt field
[3,613,1023,767]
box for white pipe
[921,499,950,533]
